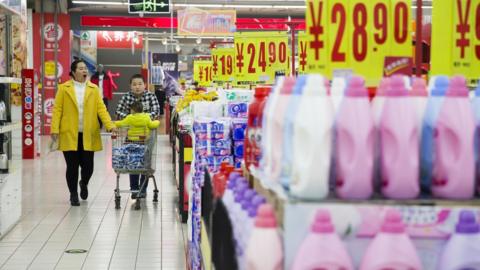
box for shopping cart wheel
[135,199,141,210]
[153,191,159,202]
[115,196,121,209]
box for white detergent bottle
[245,204,283,270]
[260,77,285,176]
[331,77,347,114]
[290,75,333,199]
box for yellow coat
[115,113,160,141]
[51,80,115,151]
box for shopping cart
[111,127,159,210]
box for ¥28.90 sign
[234,32,289,85]
[194,60,213,87]
[304,0,411,85]
[431,0,480,85]
[212,48,235,84]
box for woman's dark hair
[130,101,144,113]
[69,59,86,77]
[130,74,145,84]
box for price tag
[234,32,289,85]
[212,48,235,85]
[194,60,213,87]
[431,0,480,85]
[305,0,411,86]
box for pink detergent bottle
[291,209,354,270]
[360,209,422,270]
[432,76,475,199]
[335,76,375,199]
[380,76,420,199]
[245,204,283,270]
[270,77,296,181]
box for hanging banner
[79,31,97,69]
[151,53,179,79]
[178,8,236,36]
[194,60,213,87]
[21,69,38,159]
[212,47,235,85]
[234,31,289,85]
[97,31,143,49]
[304,0,412,86]
[33,13,70,135]
[431,0,480,86]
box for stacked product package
[190,117,234,269]
[229,106,248,169]
[112,144,147,170]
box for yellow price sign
[212,48,235,85]
[431,0,480,85]
[194,60,213,87]
[305,0,411,86]
[234,32,289,85]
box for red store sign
[97,31,143,49]
[22,69,35,159]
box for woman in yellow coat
[51,59,116,206]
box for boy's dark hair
[130,74,145,84]
[130,101,144,113]
[69,59,86,77]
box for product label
[193,60,213,87]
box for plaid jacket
[115,91,160,120]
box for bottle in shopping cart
[291,209,353,270]
[290,75,333,199]
[245,204,283,270]
[280,75,307,188]
[245,86,271,172]
[420,76,449,194]
[360,209,422,270]
[437,210,480,270]
[431,76,475,199]
[335,76,375,199]
[380,75,420,199]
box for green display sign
[128,0,170,14]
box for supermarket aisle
[0,135,187,270]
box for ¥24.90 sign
[234,32,289,85]
[194,60,213,87]
[212,48,235,84]
[303,0,411,86]
[431,0,480,85]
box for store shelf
[0,122,21,134]
[0,77,22,84]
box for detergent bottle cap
[254,86,271,98]
[410,78,428,97]
[311,209,335,233]
[456,210,480,234]
[345,76,368,97]
[431,76,449,96]
[386,76,408,97]
[447,76,468,97]
[255,204,278,228]
[381,209,406,233]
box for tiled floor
[0,135,187,270]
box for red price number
[236,40,287,74]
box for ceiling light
[175,44,181,52]
[72,1,126,5]
[196,38,202,44]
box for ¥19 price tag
[305,0,411,86]
[194,60,213,87]
[234,32,289,85]
[212,48,235,85]
[431,0,480,85]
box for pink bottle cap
[311,209,334,233]
[345,76,368,97]
[386,76,408,97]
[410,78,428,97]
[446,76,469,97]
[254,204,278,228]
[376,78,391,97]
[280,77,296,94]
[381,209,406,233]
[254,86,271,98]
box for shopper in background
[51,59,116,207]
[115,74,161,198]
[90,64,114,108]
